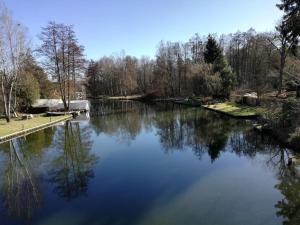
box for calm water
[0,101,299,225]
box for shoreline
[0,115,72,143]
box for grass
[93,95,143,100]
[203,102,264,118]
[0,114,72,138]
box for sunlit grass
[94,95,142,100]
[0,114,71,137]
[203,102,264,117]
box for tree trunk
[1,78,12,123]
[278,51,285,95]
[72,52,76,99]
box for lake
[0,101,299,225]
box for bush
[260,99,300,130]
[286,79,300,91]
[289,127,300,150]
[280,98,299,128]
[17,73,40,112]
[191,64,222,97]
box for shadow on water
[0,100,298,225]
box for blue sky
[3,0,282,59]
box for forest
[0,0,299,127]
[85,2,300,100]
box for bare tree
[270,21,298,95]
[38,22,84,111]
[69,43,85,99]
[137,56,153,93]
[0,4,28,122]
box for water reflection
[90,101,145,143]
[0,101,299,225]
[230,131,300,225]
[152,108,242,162]
[49,121,98,200]
[90,101,249,162]
[88,101,300,224]
[275,166,300,225]
[0,121,97,223]
[0,140,42,222]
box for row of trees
[0,4,30,122]
[83,32,263,98]
[0,5,60,121]
[86,52,151,97]
[86,35,235,98]
[0,2,86,122]
[38,22,85,110]
[1,0,299,121]
[85,31,299,99]
[86,0,300,99]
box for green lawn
[203,102,264,118]
[0,114,72,138]
[94,95,142,100]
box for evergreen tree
[277,0,300,42]
[85,60,100,98]
[204,35,235,98]
[17,72,40,112]
[204,35,222,64]
[217,56,235,98]
[22,54,52,99]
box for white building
[32,99,90,112]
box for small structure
[242,92,258,106]
[22,114,34,120]
[32,99,90,112]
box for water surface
[0,101,299,225]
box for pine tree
[277,0,300,41]
[204,35,235,98]
[204,35,222,64]
[85,60,99,98]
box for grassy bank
[0,114,72,140]
[91,95,143,100]
[202,102,264,118]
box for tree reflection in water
[0,101,298,224]
[0,121,97,222]
[152,106,247,162]
[0,140,42,222]
[231,130,300,225]
[89,101,300,224]
[89,101,245,161]
[90,100,146,144]
[48,121,98,201]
